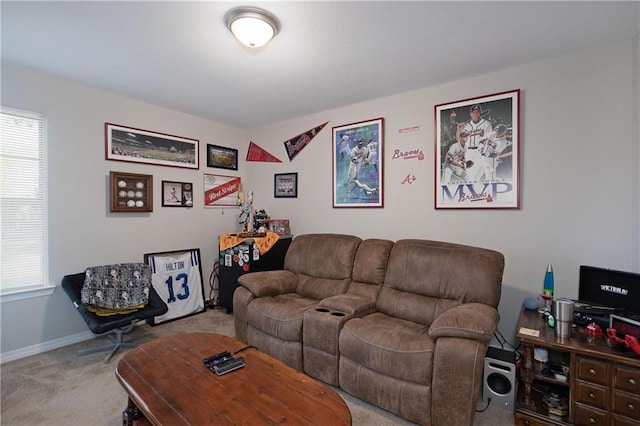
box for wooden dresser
[515,307,640,426]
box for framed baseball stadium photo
[144,248,206,325]
[105,122,199,169]
[206,144,238,170]
[332,117,384,208]
[434,89,520,209]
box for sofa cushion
[348,238,394,300]
[284,234,361,281]
[378,239,504,325]
[247,294,318,342]
[339,313,434,385]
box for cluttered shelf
[515,307,640,426]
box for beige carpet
[1,308,514,425]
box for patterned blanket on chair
[81,263,151,315]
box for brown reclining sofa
[233,233,504,425]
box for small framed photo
[105,123,199,169]
[162,181,193,207]
[207,144,238,170]
[435,89,520,209]
[110,171,153,212]
[274,172,298,198]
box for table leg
[122,397,143,426]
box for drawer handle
[589,368,596,375]
[588,392,595,399]
[629,378,636,386]
[628,402,635,411]
[589,417,596,424]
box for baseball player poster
[332,117,384,208]
[434,89,520,209]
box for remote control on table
[213,357,245,376]
[203,351,231,366]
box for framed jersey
[144,248,206,325]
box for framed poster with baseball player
[434,89,520,209]
[332,117,384,208]
[144,248,206,325]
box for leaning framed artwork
[105,122,199,169]
[206,144,238,170]
[332,117,384,208]
[434,89,520,209]
[144,248,205,325]
[274,172,298,198]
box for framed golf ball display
[110,171,153,212]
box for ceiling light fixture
[224,6,281,48]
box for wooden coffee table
[115,332,352,425]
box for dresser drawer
[613,390,640,420]
[576,357,610,386]
[514,411,562,426]
[612,413,640,426]
[575,379,610,410]
[614,366,640,395]
[575,402,610,426]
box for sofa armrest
[319,294,376,317]
[428,303,499,342]
[237,270,298,297]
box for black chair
[61,272,168,363]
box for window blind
[0,107,47,294]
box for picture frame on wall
[110,171,153,213]
[161,181,193,207]
[105,122,199,169]
[274,172,298,198]
[203,173,242,207]
[332,117,384,208]
[434,89,520,209]
[144,248,205,325]
[206,144,238,171]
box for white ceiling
[2,1,639,129]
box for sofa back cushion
[284,234,362,300]
[377,239,504,325]
[348,238,394,301]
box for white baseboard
[0,330,94,364]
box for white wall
[1,63,245,359]
[1,37,638,359]
[244,39,639,346]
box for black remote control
[213,357,245,376]
[203,351,231,366]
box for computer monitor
[578,265,640,316]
